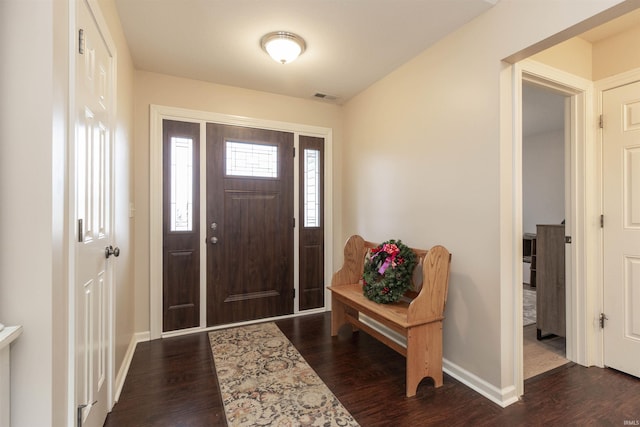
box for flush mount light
[260,31,306,64]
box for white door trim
[149,105,334,340]
[67,1,77,421]
[594,66,640,368]
[68,0,118,422]
[509,59,596,398]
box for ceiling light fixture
[260,31,306,64]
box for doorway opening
[521,81,569,380]
[512,59,594,397]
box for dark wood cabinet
[523,233,537,287]
[536,224,565,338]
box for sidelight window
[170,137,193,231]
[303,149,321,227]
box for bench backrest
[331,235,451,320]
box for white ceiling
[114,0,499,104]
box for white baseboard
[355,314,520,407]
[443,358,520,408]
[113,331,151,402]
[135,330,151,343]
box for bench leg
[331,295,347,336]
[405,322,443,397]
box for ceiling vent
[313,92,339,101]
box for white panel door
[75,1,115,426]
[603,80,640,378]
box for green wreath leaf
[362,239,417,304]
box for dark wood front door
[206,123,294,326]
[162,120,200,332]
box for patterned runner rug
[209,322,359,426]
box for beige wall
[593,24,640,79]
[530,21,640,81]
[133,72,344,332]
[342,0,628,398]
[530,38,593,80]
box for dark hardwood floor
[105,312,640,426]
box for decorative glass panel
[226,141,278,178]
[304,149,320,227]
[170,137,193,231]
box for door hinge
[293,288,296,299]
[600,214,604,228]
[78,29,85,55]
[293,147,296,157]
[599,114,604,129]
[599,313,608,329]
[565,236,572,244]
[293,217,296,228]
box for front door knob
[210,237,218,244]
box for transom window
[225,141,278,178]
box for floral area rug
[209,322,359,427]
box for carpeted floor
[522,287,568,379]
[523,288,536,326]
[209,322,359,427]
[523,324,567,379]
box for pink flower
[384,243,399,256]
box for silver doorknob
[105,245,120,258]
[210,237,218,244]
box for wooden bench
[327,235,451,397]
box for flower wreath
[362,239,417,304]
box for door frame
[67,0,118,420]
[508,59,597,398]
[149,105,333,339]
[594,66,640,368]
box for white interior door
[602,80,640,378]
[74,0,115,425]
